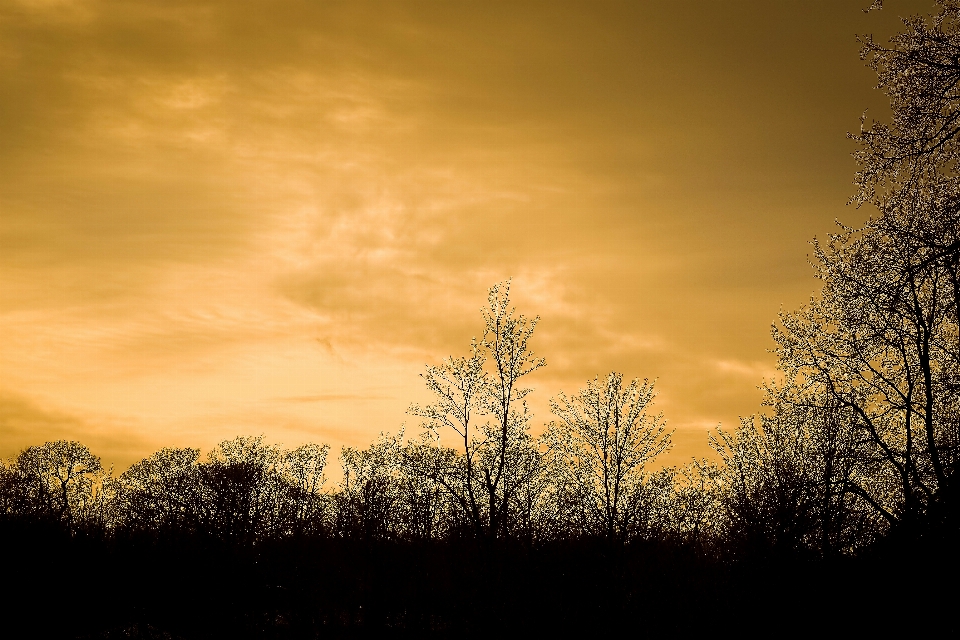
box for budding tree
[770,1,960,537]
[13,440,108,529]
[546,373,671,540]
[409,281,545,539]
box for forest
[3,2,960,638]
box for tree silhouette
[738,1,960,544]
[546,373,671,541]
[12,440,106,529]
[119,447,202,536]
[278,442,330,536]
[409,280,546,539]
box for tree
[337,432,405,540]
[119,447,202,535]
[195,435,315,543]
[13,440,106,529]
[768,0,960,540]
[546,373,671,541]
[409,280,546,539]
[855,0,960,210]
[655,459,724,551]
[774,214,960,537]
[278,442,330,535]
[709,384,875,558]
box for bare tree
[278,443,330,535]
[709,382,879,558]
[763,2,960,538]
[774,216,960,535]
[546,373,671,541]
[13,440,106,530]
[120,447,202,535]
[854,1,960,207]
[409,281,545,539]
[408,338,488,536]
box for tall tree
[771,0,960,537]
[409,281,545,539]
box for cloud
[0,390,154,468]
[712,359,777,381]
[274,394,391,404]
[0,0,923,467]
[0,391,86,444]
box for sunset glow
[0,0,933,469]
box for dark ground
[3,521,953,638]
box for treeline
[0,286,762,557]
[0,432,711,551]
[0,262,954,635]
[0,431,901,637]
[0,281,903,559]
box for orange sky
[0,0,935,470]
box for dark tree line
[0,285,722,555]
[3,2,960,637]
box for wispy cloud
[0,0,915,468]
[274,394,392,403]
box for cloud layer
[0,0,931,468]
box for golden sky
[0,0,934,469]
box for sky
[0,0,936,470]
